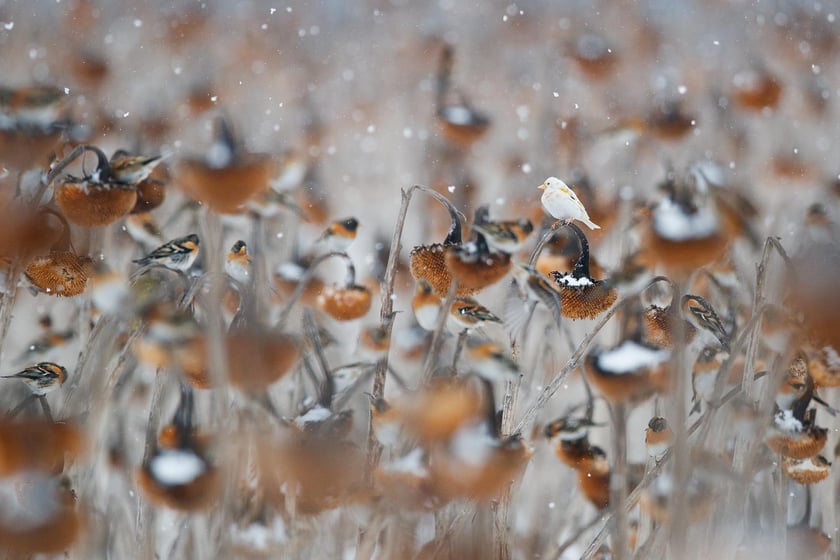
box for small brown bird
[1,362,68,396]
[316,217,359,253]
[681,295,731,350]
[471,218,534,253]
[109,150,163,185]
[448,297,502,331]
[224,240,251,285]
[133,234,200,272]
[645,416,674,462]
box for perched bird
[109,150,164,185]
[316,217,359,253]
[1,362,68,396]
[448,297,502,331]
[682,295,731,350]
[464,336,519,382]
[539,177,601,230]
[645,416,674,462]
[471,218,534,253]
[133,234,200,272]
[412,280,442,331]
[224,240,251,285]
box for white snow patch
[787,457,829,473]
[275,261,305,281]
[231,518,288,550]
[440,105,474,125]
[206,142,233,168]
[774,409,803,433]
[554,274,593,287]
[596,340,670,374]
[652,197,719,241]
[149,450,206,485]
[295,405,332,428]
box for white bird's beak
[538,183,546,190]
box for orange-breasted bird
[133,234,199,272]
[448,297,502,331]
[316,217,359,253]
[682,295,731,351]
[645,416,674,462]
[1,362,68,396]
[224,240,251,285]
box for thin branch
[424,278,458,380]
[528,219,570,267]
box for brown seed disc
[131,177,166,213]
[0,509,82,555]
[642,226,729,274]
[556,281,617,320]
[226,330,300,391]
[410,244,475,297]
[445,248,511,292]
[436,113,490,148]
[56,182,138,227]
[781,456,831,484]
[766,427,827,459]
[643,306,696,348]
[317,284,372,321]
[176,155,275,214]
[25,251,93,297]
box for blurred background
[1,0,839,558]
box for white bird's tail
[578,217,601,230]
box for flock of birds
[1,5,840,559]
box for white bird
[539,177,600,230]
